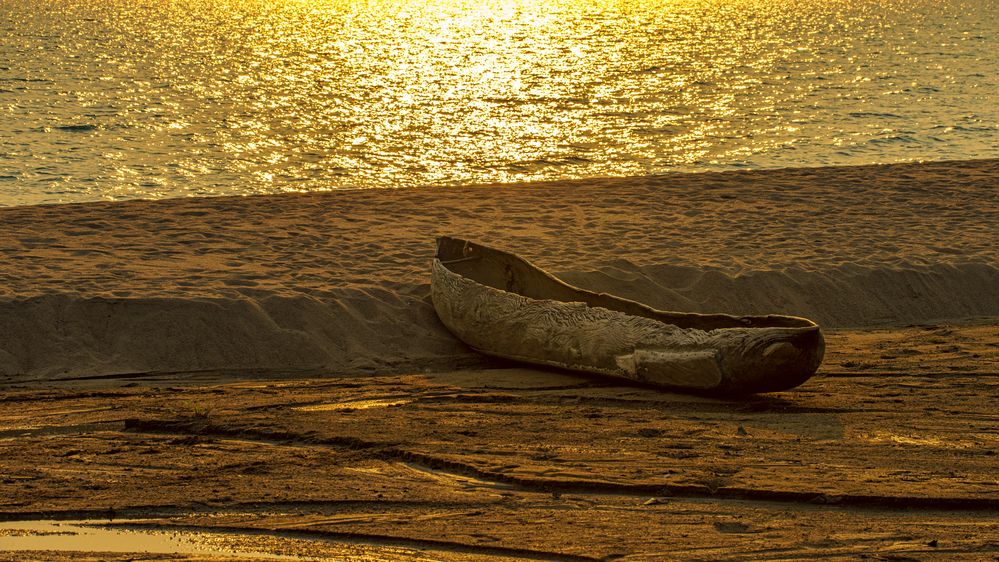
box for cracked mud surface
[1,322,998,561]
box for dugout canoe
[431,236,824,395]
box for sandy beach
[1,158,997,380]
[1,160,998,559]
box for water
[0,519,464,560]
[0,520,307,559]
[1,0,997,206]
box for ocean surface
[1,0,997,206]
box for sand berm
[1,159,997,381]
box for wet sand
[1,322,998,560]
[1,159,998,559]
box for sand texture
[1,159,998,379]
[0,323,997,560]
[1,160,998,560]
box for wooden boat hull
[431,237,824,395]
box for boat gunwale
[434,236,820,334]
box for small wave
[848,112,902,118]
[54,124,98,132]
[867,135,920,145]
[506,156,594,170]
[933,124,998,133]
[0,77,52,83]
[633,127,679,136]
[634,65,665,75]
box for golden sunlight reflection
[321,0,779,182]
[2,0,997,203]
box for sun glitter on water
[1,0,997,204]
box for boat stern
[712,324,825,394]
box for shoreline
[6,156,999,211]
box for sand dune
[1,159,997,380]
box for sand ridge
[1,159,997,379]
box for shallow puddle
[862,431,976,449]
[294,398,411,412]
[0,519,445,560]
[0,520,299,559]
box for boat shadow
[483,358,849,415]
